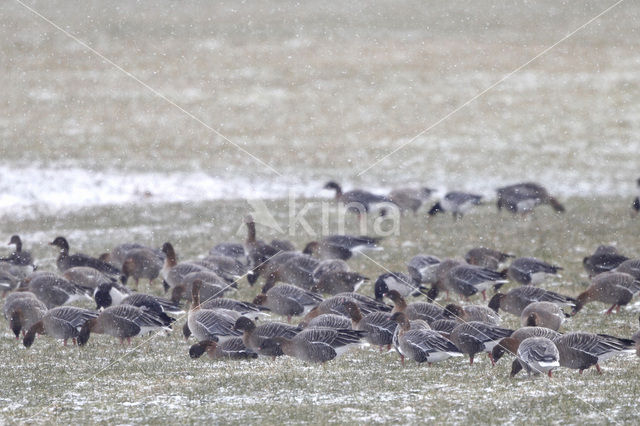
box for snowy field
[1,0,640,424]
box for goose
[170,270,231,304]
[266,254,320,290]
[187,280,242,342]
[333,292,392,313]
[343,300,397,351]
[1,235,35,270]
[406,254,441,284]
[324,181,393,215]
[444,264,508,300]
[3,291,39,318]
[520,301,567,330]
[25,273,92,309]
[449,321,514,364]
[93,282,182,324]
[552,332,635,374]
[199,253,249,284]
[63,266,114,290]
[4,294,47,339]
[491,327,562,364]
[305,314,352,329]
[160,242,208,292]
[269,239,296,253]
[121,247,163,288]
[422,258,465,302]
[244,215,283,285]
[388,187,434,214]
[259,327,365,363]
[507,257,562,285]
[429,318,462,336]
[252,281,323,322]
[50,237,122,279]
[209,242,247,263]
[384,290,444,323]
[373,272,422,302]
[510,337,560,377]
[572,272,640,315]
[77,305,171,346]
[109,243,152,269]
[313,271,369,295]
[303,235,382,261]
[390,312,462,366]
[23,306,98,347]
[613,259,640,280]
[233,316,301,356]
[199,298,267,316]
[496,182,564,214]
[442,303,501,325]
[488,287,577,316]
[189,338,257,360]
[428,192,482,220]
[583,246,629,277]
[312,259,350,282]
[464,247,513,271]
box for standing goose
[385,290,444,323]
[343,300,396,351]
[423,258,465,302]
[496,182,564,214]
[507,257,562,285]
[324,181,393,215]
[50,237,122,279]
[187,280,242,342]
[121,247,163,288]
[583,246,629,277]
[428,192,482,220]
[1,235,35,270]
[449,321,514,364]
[170,270,231,305]
[572,272,640,315]
[233,316,301,357]
[244,215,283,285]
[259,327,364,363]
[510,337,560,378]
[444,265,508,300]
[374,272,423,302]
[5,294,47,339]
[442,303,501,325]
[388,187,434,214]
[552,332,635,374]
[23,306,98,347]
[491,327,562,364]
[489,286,577,317]
[407,254,441,284]
[77,305,171,346]
[252,281,323,322]
[464,247,513,271]
[25,273,92,309]
[189,338,257,360]
[520,301,567,330]
[391,312,462,366]
[160,242,208,292]
[303,235,382,261]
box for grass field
[1,197,639,424]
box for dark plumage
[496,182,564,214]
[428,192,482,220]
[50,237,122,279]
[303,235,382,260]
[324,181,393,214]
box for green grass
[1,197,639,424]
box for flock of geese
[2,180,640,378]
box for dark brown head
[302,241,319,255]
[384,290,407,311]
[548,197,565,213]
[488,293,505,313]
[50,236,69,252]
[171,285,186,304]
[182,322,192,340]
[9,309,23,338]
[509,359,523,377]
[525,312,539,326]
[323,181,342,197]
[491,337,520,364]
[161,242,177,264]
[189,341,217,359]
[443,304,465,320]
[259,337,288,357]
[252,294,268,306]
[191,280,203,307]
[23,320,45,348]
[571,291,590,315]
[77,318,97,347]
[122,258,135,279]
[342,300,363,323]
[234,316,257,332]
[8,235,21,248]
[390,312,410,330]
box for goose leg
[400,354,405,367]
[605,304,616,315]
[595,364,602,374]
[548,370,553,378]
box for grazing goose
[388,187,434,214]
[491,327,562,364]
[233,316,301,356]
[343,300,396,351]
[160,242,208,292]
[572,272,640,315]
[333,292,392,313]
[324,181,393,215]
[93,282,182,324]
[109,243,150,269]
[407,254,441,284]
[209,243,247,263]
[187,280,242,342]
[496,182,564,214]
[613,259,640,280]
[121,247,163,288]
[449,321,514,364]
[259,327,364,363]
[374,272,422,302]
[443,303,501,325]
[464,247,513,271]
[507,257,562,285]
[313,271,369,295]
[510,337,560,377]
[306,314,352,329]
[520,301,567,330]
[253,281,323,322]
[312,259,350,282]
[170,271,231,304]
[1,235,35,270]
[488,287,577,316]
[199,254,249,284]
[428,192,482,220]
[423,258,465,302]
[552,332,635,374]
[78,305,171,345]
[3,291,39,318]
[303,235,382,261]
[270,239,296,253]
[4,295,47,338]
[24,306,98,347]
[391,312,462,366]
[444,265,508,300]
[583,246,629,277]
[50,237,122,279]
[267,254,320,291]
[189,338,257,360]
[25,273,92,308]
[63,267,114,290]
[385,290,444,323]
[244,215,283,285]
